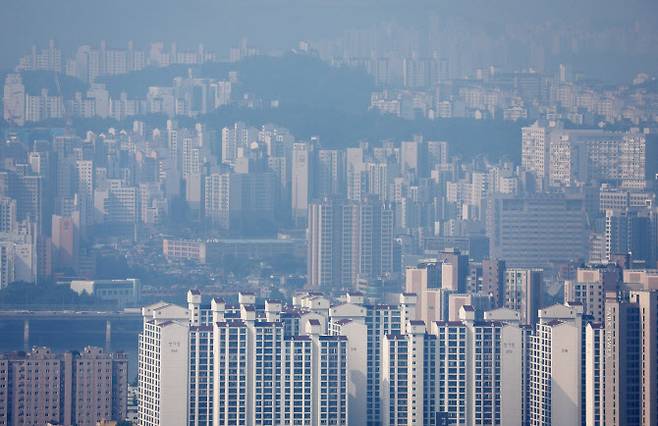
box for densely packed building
[0,346,128,426]
[1,34,658,426]
[0,113,656,292]
[139,266,657,425]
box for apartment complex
[0,346,128,426]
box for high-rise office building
[487,193,588,268]
[102,182,138,226]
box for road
[0,309,142,320]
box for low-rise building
[69,278,141,306]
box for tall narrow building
[382,321,436,426]
[317,149,345,197]
[529,304,584,426]
[329,294,403,426]
[604,289,658,426]
[138,303,190,426]
[521,122,548,181]
[292,142,315,226]
[504,269,543,327]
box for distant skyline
[3,0,658,82]
[2,2,658,426]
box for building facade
[0,346,127,426]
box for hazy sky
[3,0,658,80]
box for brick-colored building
[0,346,128,426]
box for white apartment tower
[213,319,249,425]
[330,318,368,425]
[306,320,349,426]
[585,323,605,426]
[138,303,191,426]
[382,320,437,426]
[188,292,214,426]
[212,315,349,426]
[307,197,341,289]
[281,336,313,426]
[329,295,402,426]
[426,306,530,426]
[462,309,503,425]
[529,304,584,426]
[431,320,468,424]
